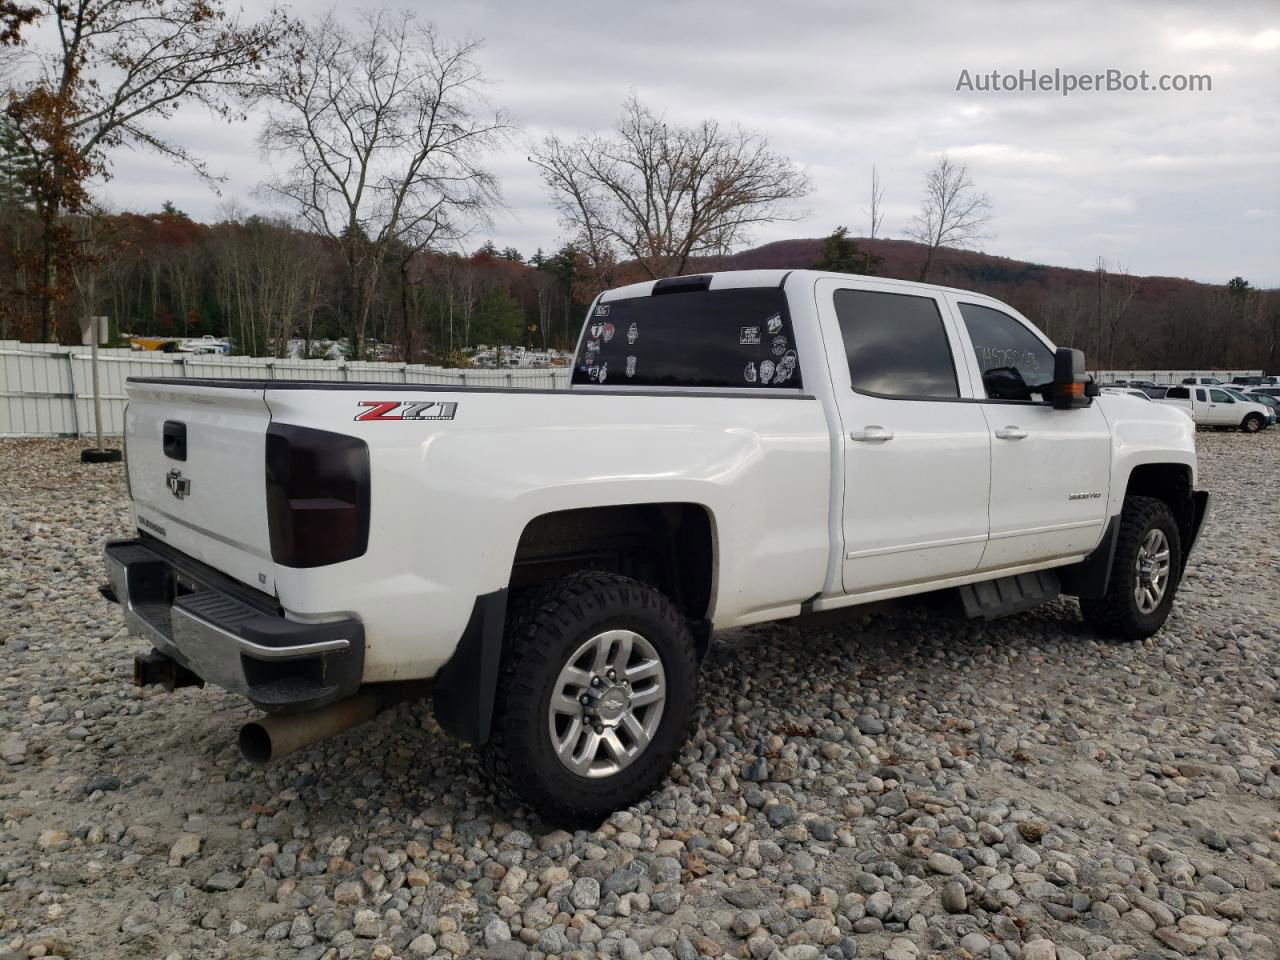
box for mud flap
[432,589,508,745]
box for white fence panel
[1095,369,1263,385]
[272,360,346,381]
[179,356,272,379]
[346,362,405,384]
[1,349,76,436]
[1,342,573,437]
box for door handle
[850,426,894,443]
[994,425,1028,441]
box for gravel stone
[1,435,1278,960]
[940,880,967,913]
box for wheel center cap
[587,684,631,726]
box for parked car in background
[1227,388,1280,419]
[1244,386,1280,401]
[1159,385,1273,432]
[1126,379,1161,391]
[1101,387,1156,402]
[1181,376,1224,386]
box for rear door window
[833,289,959,398]
[572,288,801,389]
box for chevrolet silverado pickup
[102,270,1209,820]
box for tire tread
[1079,495,1181,640]
[479,571,696,822]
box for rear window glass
[572,288,801,389]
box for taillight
[265,424,370,568]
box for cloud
[1168,28,1280,52]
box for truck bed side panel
[262,387,831,682]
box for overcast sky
[90,0,1279,286]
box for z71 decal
[355,400,458,422]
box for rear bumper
[103,538,364,713]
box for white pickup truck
[1157,385,1273,432]
[102,270,1209,820]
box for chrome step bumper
[102,538,364,713]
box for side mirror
[1052,348,1093,409]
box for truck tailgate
[125,381,275,593]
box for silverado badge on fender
[354,401,458,422]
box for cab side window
[833,289,959,398]
[1195,389,1207,402]
[1165,387,1189,400]
[1209,389,1233,403]
[958,303,1055,402]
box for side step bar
[958,570,1060,621]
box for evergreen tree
[814,226,881,275]
[471,288,524,346]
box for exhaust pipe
[238,682,430,765]
[239,692,380,765]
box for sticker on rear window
[740,325,761,345]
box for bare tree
[531,95,810,280]
[5,0,293,340]
[863,164,885,273]
[865,165,885,240]
[907,155,992,282]
[1040,284,1092,350]
[1092,257,1141,371]
[259,10,509,360]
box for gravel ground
[1,432,1278,960]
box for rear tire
[1241,413,1264,433]
[480,571,698,823]
[1080,496,1182,641]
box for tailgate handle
[162,421,187,461]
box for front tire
[1079,496,1182,641]
[480,571,698,822]
[1241,413,1264,433]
